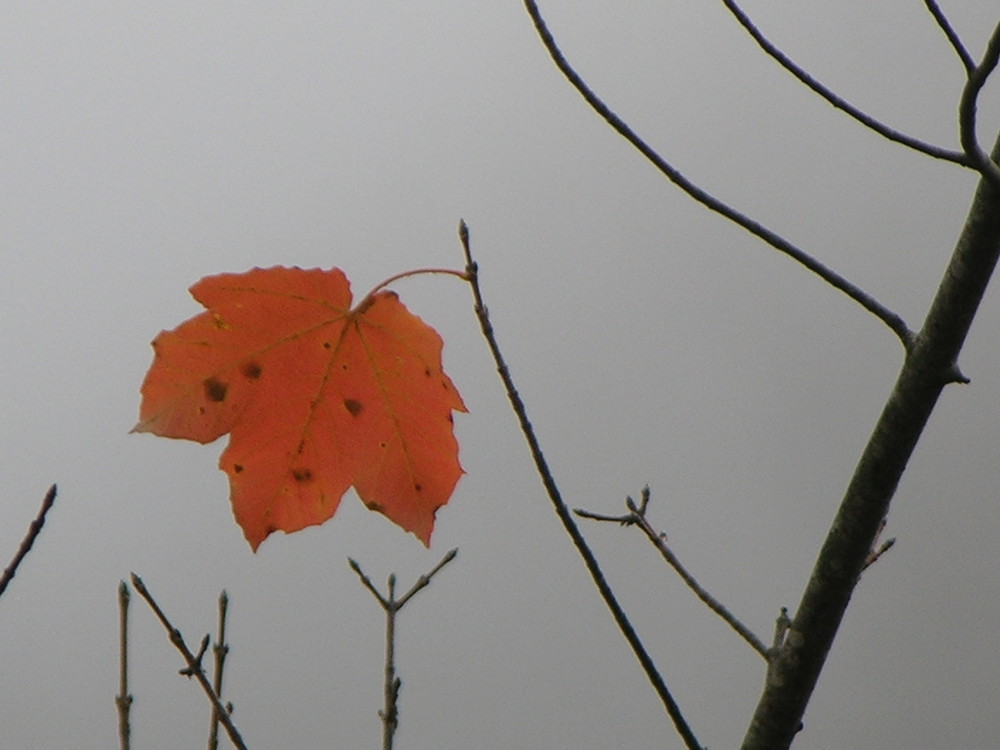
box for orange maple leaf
[133,266,467,551]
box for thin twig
[208,591,230,750]
[130,574,249,750]
[721,0,969,165]
[959,20,1000,188]
[459,222,703,750]
[0,485,58,601]
[116,581,133,750]
[576,488,770,660]
[522,0,913,346]
[923,0,975,73]
[349,549,458,750]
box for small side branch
[459,222,704,750]
[349,549,458,750]
[130,574,249,750]
[522,0,912,346]
[0,485,58,601]
[116,581,133,750]
[576,488,770,660]
[208,591,231,750]
[722,0,969,165]
[959,20,1000,188]
[923,0,975,73]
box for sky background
[1,2,999,748]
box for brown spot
[323,341,332,349]
[366,501,385,513]
[343,398,363,416]
[233,464,244,474]
[424,367,431,377]
[242,361,262,379]
[211,313,230,330]
[204,377,228,402]
[414,483,423,492]
[292,468,313,483]
[198,406,207,415]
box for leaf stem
[355,268,469,313]
[459,221,703,750]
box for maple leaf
[132,266,467,551]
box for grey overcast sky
[1,2,999,748]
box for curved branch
[959,20,1000,189]
[522,0,913,346]
[721,0,969,166]
[923,0,975,72]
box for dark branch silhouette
[521,0,913,346]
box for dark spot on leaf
[198,406,206,415]
[379,441,387,450]
[344,398,363,416]
[234,464,244,474]
[424,367,431,377]
[323,341,332,349]
[292,468,313,483]
[366,501,384,513]
[204,377,228,402]
[242,361,262,379]
[414,483,423,492]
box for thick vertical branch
[741,130,1000,750]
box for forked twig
[576,487,771,660]
[130,574,249,750]
[459,222,703,750]
[0,485,58,601]
[721,0,969,165]
[521,0,912,346]
[349,549,458,750]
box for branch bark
[741,128,1000,750]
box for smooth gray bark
[741,131,1000,750]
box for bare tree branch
[959,20,1000,188]
[521,0,913,346]
[350,550,458,750]
[130,574,249,750]
[0,485,57,602]
[721,0,970,165]
[577,488,771,660]
[741,127,1000,750]
[116,581,132,750]
[923,0,976,73]
[460,222,704,750]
